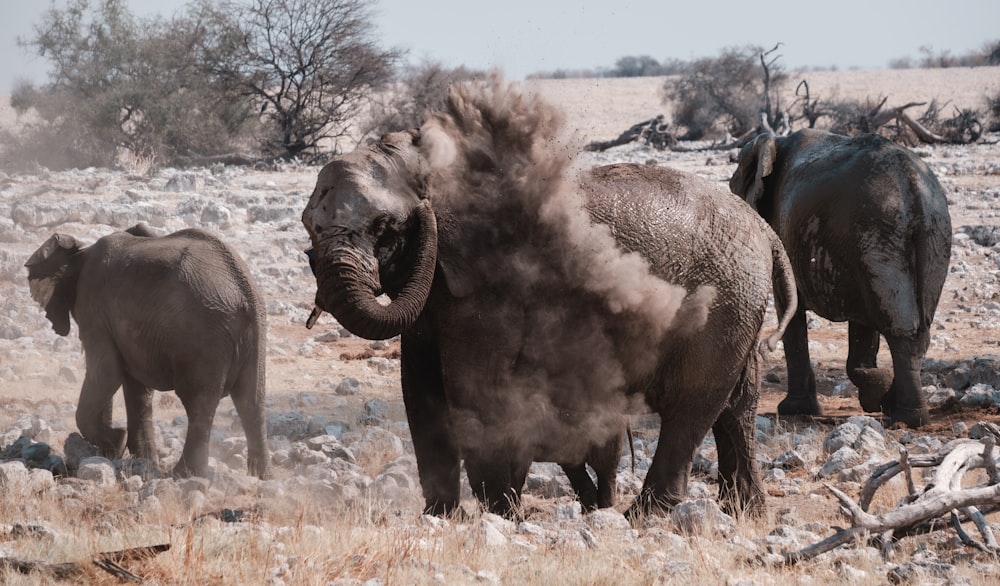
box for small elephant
[25,224,269,479]
[301,81,797,520]
[730,129,952,428]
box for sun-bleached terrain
[1,66,1000,584]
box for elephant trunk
[313,201,437,340]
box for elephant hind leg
[122,374,157,464]
[713,353,766,518]
[230,363,268,479]
[562,463,600,511]
[882,331,931,428]
[846,321,894,413]
[465,454,523,519]
[626,407,718,523]
[173,370,225,479]
[777,300,821,416]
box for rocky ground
[2,82,1000,583]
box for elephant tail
[761,232,798,354]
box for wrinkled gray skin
[25,224,269,479]
[302,131,797,520]
[730,129,952,428]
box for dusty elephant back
[582,163,776,300]
[580,163,778,393]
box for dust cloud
[415,77,713,459]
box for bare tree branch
[782,437,1000,564]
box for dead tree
[831,97,983,145]
[584,115,676,152]
[783,431,1000,564]
[795,80,829,129]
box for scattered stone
[335,377,362,396]
[77,457,117,486]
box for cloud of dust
[415,76,714,462]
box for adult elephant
[730,129,952,428]
[302,80,796,520]
[25,224,269,479]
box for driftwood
[0,543,170,582]
[784,433,1000,564]
[585,115,676,151]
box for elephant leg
[713,353,765,518]
[561,463,600,511]
[588,431,623,509]
[401,334,462,517]
[230,363,269,479]
[172,369,224,478]
[777,298,821,416]
[882,331,931,428]
[76,352,126,459]
[846,322,894,412]
[122,374,157,464]
[465,451,522,518]
[625,410,716,523]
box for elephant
[729,128,952,428]
[25,224,269,479]
[301,81,796,520]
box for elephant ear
[24,233,82,336]
[730,133,777,211]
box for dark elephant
[25,224,269,479]
[730,129,952,428]
[301,81,796,520]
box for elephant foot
[624,489,680,526]
[719,480,767,519]
[777,394,822,416]
[246,454,269,480]
[171,459,212,479]
[423,499,464,519]
[93,428,128,460]
[885,406,930,429]
[850,367,894,413]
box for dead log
[585,115,676,151]
[0,543,170,582]
[783,435,1000,564]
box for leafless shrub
[7,0,259,172]
[5,0,398,171]
[662,44,788,140]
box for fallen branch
[783,435,1000,564]
[584,115,676,151]
[0,543,170,581]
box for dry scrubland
[0,67,999,584]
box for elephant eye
[370,215,393,238]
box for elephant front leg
[76,366,127,460]
[777,300,821,416]
[846,321,893,413]
[123,375,158,465]
[401,335,462,516]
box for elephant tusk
[306,306,323,329]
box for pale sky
[2,0,998,93]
